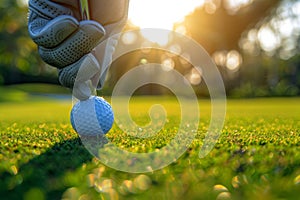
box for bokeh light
[122,31,138,45]
[185,68,202,85]
[140,58,148,65]
[226,50,242,71]
[240,0,300,59]
[213,50,242,71]
[161,58,175,72]
[224,0,253,14]
[213,51,227,67]
[257,25,281,53]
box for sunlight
[140,29,170,46]
[122,31,138,45]
[128,0,205,44]
[128,0,255,45]
[128,0,204,30]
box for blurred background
[0,0,300,99]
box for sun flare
[128,0,254,30]
[128,0,204,31]
[127,0,254,45]
[128,0,204,45]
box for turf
[0,97,299,200]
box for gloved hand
[28,0,129,100]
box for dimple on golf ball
[70,96,114,135]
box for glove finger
[92,68,108,90]
[90,71,101,88]
[59,54,101,100]
[58,53,100,88]
[72,81,92,101]
[92,34,119,89]
[29,15,79,48]
[39,21,105,68]
[28,0,73,43]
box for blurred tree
[0,0,57,85]
[236,0,300,97]
[107,0,285,96]
[184,0,282,54]
[1,0,298,97]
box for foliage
[0,86,28,102]
[230,54,300,97]
[0,0,298,97]
[184,0,282,54]
[232,0,300,97]
[0,0,56,85]
[0,97,299,199]
[0,84,70,102]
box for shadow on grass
[0,138,93,200]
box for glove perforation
[29,0,72,19]
[38,25,104,68]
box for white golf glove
[28,0,129,100]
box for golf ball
[70,96,114,135]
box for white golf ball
[70,96,114,135]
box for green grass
[5,84,70,95]
[0,97,299,200]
